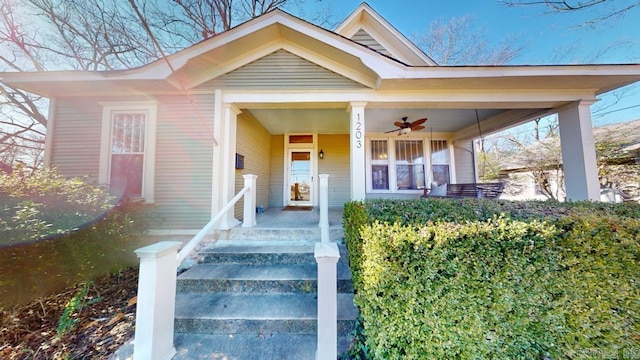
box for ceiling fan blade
[393,121,405,128]
[411,118,428,127]
[384,128,401,133]
[412,125,425,131]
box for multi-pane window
[431,140,450,185]
[110,112,146,197]
[370,140,389,190]
[395,140,425,190]
[369,138,450,192]
[100,102,156,203]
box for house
[2,3,640,234]
[500,119,640,202]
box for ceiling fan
[384,116,428,135]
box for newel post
[318,174,329,243]
[242,174,257,228]
[315,242,340,360]
[133,241,182,360]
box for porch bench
[422,182,504,199]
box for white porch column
[212,89,225,224]
[219,103,242,229]
[557,101,600,201]
[212,89,242,229]
[349,102,367,201]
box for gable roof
[335,2,437,66]
[0,4,639,100]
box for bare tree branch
[412,15,523,65]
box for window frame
[99,101,157,203]
[366,134,454,194]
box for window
[395,140,425,190]
[100,102,157,202]
[368,138,452,192]
[431,140,450,185]
[371,140,389,190]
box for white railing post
[319,174,329,243]
[242,174,257,228]
[133,241,182,360]
[315,242,340,360]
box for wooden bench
[422,182,504,199]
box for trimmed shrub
[344,199,640,359]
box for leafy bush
[1,168,116,246]
[344,199,640,359]
[0,169,150,308]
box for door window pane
[290,151,311,202]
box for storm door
[288,150,313,206]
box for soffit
[174,23,380,89]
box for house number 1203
[354,114,363,148]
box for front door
[288,150,313,206]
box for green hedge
[344,199,640,359]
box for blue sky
[317,1,640,126]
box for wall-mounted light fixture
[319,149,324,159]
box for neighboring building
[500,119,640,202]
[2,3,640,234]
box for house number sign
[354,113,363,149]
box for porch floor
[252,207,344,229]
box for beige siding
[351,29,392,57]
[52,95,214,230]
[269,135,285,207]
[198,50,365,90]
[153,95,214,229]
[51,97,103,179]
[318,134,350,207]
[454,141,477,183]
[234,112,272,218]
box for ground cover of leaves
[0,268,138,360]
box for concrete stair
[173,238,358,359]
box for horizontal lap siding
[269,135,284,207]
[198,50,364,90]
[51,98,103,179]
[154,95,214,230]
[351,29,392,57]
[318,134,350,207]
[454,141,476,183]
[234,112,272,219]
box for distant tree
[500,0,640,27]
[482,117,640,201]
[412,15,522,65]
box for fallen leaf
[106,313,124,327]
[127,296,137,307]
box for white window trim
[365,133,454,194]
[99,101,157,203]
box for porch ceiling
[246,107,507,135]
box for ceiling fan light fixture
[399,127,411,135]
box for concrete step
[197,242,349,266]
[172,333,353,360]
[223,227,344,242]
[177,263,354,294]
[174,293,358,336]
